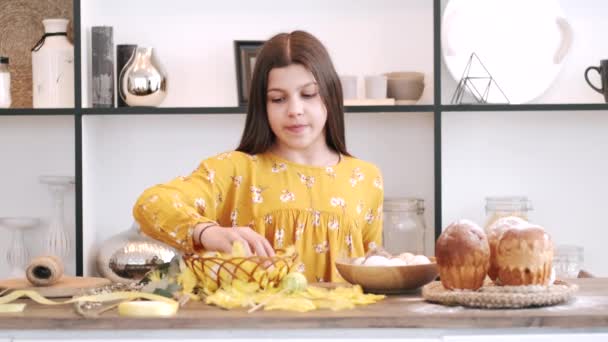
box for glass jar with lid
[0,56,11,108]
[484,196,533,232]
[382,197,426,255]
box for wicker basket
[422,280,578,309]
[183,251,298,292]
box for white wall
[81,0,434,107]
[0,116,76,278]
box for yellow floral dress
[133,151,384,282]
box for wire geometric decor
[450,52,510,105]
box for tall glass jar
[382,197,426,255]
[0,57,10,108]
[484,196,533,232]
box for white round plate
[442,0,573,104]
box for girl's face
[266,64,328,153]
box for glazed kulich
[435,219,490,290]
[486,216,528,282]
[495,223,553,286]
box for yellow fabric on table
[133,151,384,282]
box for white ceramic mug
[364,75,387,99]
[339,75,358,99]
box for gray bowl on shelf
[385,72,425,103]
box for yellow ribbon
[0,290,179,316]
[0,303,26,313]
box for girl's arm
[132,156,231,253]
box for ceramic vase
[96,222,177,283]
[119,47,167,107]
[31,18,74,108]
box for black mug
[585,59,608,102]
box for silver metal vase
[119,47,167,107]
[96,222,177,283]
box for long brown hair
[236,30,350,157]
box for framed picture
[234,40,265,106]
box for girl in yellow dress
[133,31,384,282]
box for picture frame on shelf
[234,40,265,106]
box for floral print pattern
[312,210,321,227]
[201,163,215,184]
[349,167,364,187]
[373,176,383,189]
[216,152,232,160]
[230,209,238,227]
[315,241,328,254]
[295,222,305,241]
[231,175,242,187]
[250,186,264,204]
[330,197,346,209]
[365,209,375,224]
[346,234,353,251]
[356,200,364,215]
[280,190,295,202]
[271,162,287,173]
[194,198,206,214]
[298,172,315,188]
[328,217,339,231]
[216,193,223,209]
[133,151,384,284]
[275,228,285,248]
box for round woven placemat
[422,280,578,309]
[0,0,73,108]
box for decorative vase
[119,47,167,107]
[91,26,114,108]
[96,222,177,283]
[31,18,74,108]
[116,44,137,107]
[0,217,41,278]
[0,57,11,108]
[39,175,74,264]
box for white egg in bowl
[335,254,438,294]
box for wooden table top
[0,278,607,330]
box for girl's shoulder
[341,155,383,178]
[195,151,259,175]
[204,150,258,165]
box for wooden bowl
[335,257,438,294]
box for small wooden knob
[25,256,64,286]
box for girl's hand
[195,224,275,257]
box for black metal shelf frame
[0,109,75,116]
[4,103,608,117]
[1,0,602,275]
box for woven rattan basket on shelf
[183,251,298,291]
[422,280,578,309]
